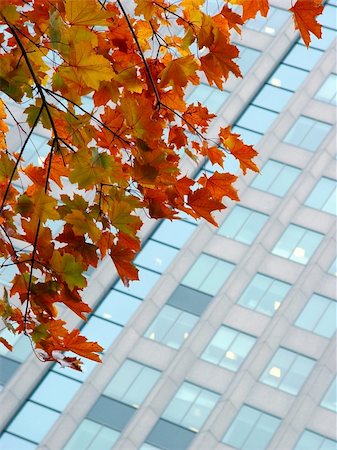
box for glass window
[103,360,160,408]
[0,356,20,389]
[144,305,199,349]
[295,294,337,338]
[272,224,323,265]
[328,257,337,276]
[253,85,293,113]
[145,419,196,450]
[245,6,289,35]
[260,348,315,395]
[321,377,337,412]
[305,177,337,215]
[320,4,337,29]
[0,329,31,362]
[64,419,120,450]
[236,105,278,134]
[30,371,81,411]
[222,405,281,450]
[283,44,323,71]
[238,273,291,316]
[251,160,300,197]
[315,74,337,105]
[294,430,337,450]
[135,240,178,274]
[236,45,261,75]
[0,433,36,450]
[187,83,229,113]
[81,317,122,351]
[162,382,219,432]
[114,266,160,299]
[95,290,141,325]
[283,116,332,151]
[151,220,196,248]
[201,326,256,371]
[268,64,308,92]
[7,401,59,443]
[231,126,262,146]
[218,206,268,245]
[182,254,235,295]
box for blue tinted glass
[237,106,278,134]
[315,74,337,104]
[135,240,178,273]
[31,372,81,411]
[219,206,268,244]
[7,401,59,442]
[53,358,97,382]
[268,64,308,91]
[253,85,293,112]
[236,45,261,74]
[0,433,36,450]
[310,26,336,50]
[151,220,196,248]
[300,121,332,151]
[290,230,323,264]
[284,116,315,147]
[284,44,323,71]
[321,377,337,412]
[295,294,337,338]
[294,430,337,450]
[187,84,229,113]
[202,326,256,371]
[231,126,262,146]
[96,290,141,325]
[260,348,315,395]
[320,4,337,29]
[305,178,337,214]
[238,273,291,316]
[222,405,281,450]
[114,266,160,298]
[328,257,337,276]
[81,317,122,351]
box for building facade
[0,1,336,449]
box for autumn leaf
[198,172,239,201]
[219,126,259,175]
[228,0,269,20]
[188,188,225,226]
[63,329,103,362]
[0,336,13,352]
[51,252,86,291]
[290,0,324,47]
[64,0,113,26]
[160,55,200,89]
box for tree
[0,0,324,370]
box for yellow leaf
[160,55,199,88]
[64,0,113,26]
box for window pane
[201,326,256,371]
[321,377,337,412]
[284,44,323,71]
[114,266,160,298]
[284,116,332,151]
[237,105,278,134]
[31,372,81,411]
[81,317,122,351]
[269,64,308,91]
[95,290,141,325]
[0,433,36,450]
[222,405,281,450]
[182,254,234,295]
[145,305,198,350]
[251,160,300,197]
[87,426,120,450]
[272,224,323,265]
[104,360,160,408]
[253,85,293,113]
[294,430,337,450]
[315,74,337,104]
[236,45,261,75]
[64,419,101,450]
[260,348,315,395]
[135,240,178,273]
[187,83,229,113]
[295,294,337,338]
[7,401,59,443]
[151,220,196,248]
[305,177,337,215]
[162,382,219,431]
[218,206,268,245]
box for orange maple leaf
[228,0,269,20]
[219,127,259,175]
[188,188,225,226]
[198,172,239,202]
[289,0,324,47]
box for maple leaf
[160,55,200,89]
[51,252,86,291]
[198,172,239,201]
[64,0,113,26]
[188,188,225,226]
[228,0,269,20]
[289,0,324,47]
[219,126,259,175]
